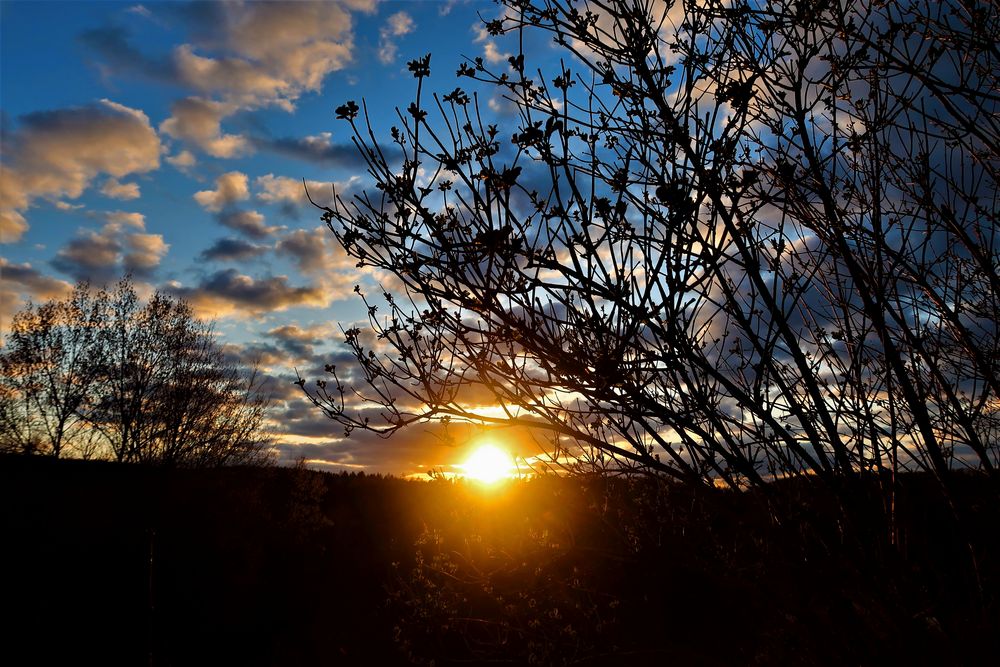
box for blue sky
[1,0,543,475]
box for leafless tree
[1,279,272,466]
[0,285,103,458]
[304,0,998,490]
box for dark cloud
[1,259,73,296]
[275,228,328,273]
[264,324,326,358]
[217,209,281,239]
[200,237,270,262]
[50,213,167,284]
[77,25,175,82]
[251,134,375,167]
[0,259,73,326]
[164,268,329,317]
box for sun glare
[461,443,514,484]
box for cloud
[86,2,376,109]
[276,227,330,274]
[255,174,312,206]
[251,132,374,167]
[50,211,168,284]
[378,11,415,64]
[217,209,281,239]
[166,150,197,171]
[268,420,525,475]
[221,342,299,375]
[155,1,375,113]
[77,25,174,82]
[200,237,270,262]
[385,11,416,37]
[164,269,330,318]
[193,171,250,212]
[264,323,328,359]
[99,177,141,200]
[472,13,511,65]
[0,209,28,244]
[83,2,379,164]
[256,173,358,210]
[482,40,511,65]
[160,97,251,158]
[276,226,358,277]
[0,259,74,331]
[0,100,161,243]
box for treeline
[0,278,270,466]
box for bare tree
[0,284,102,458]
[1,278,271,466]
[303,0,998,489]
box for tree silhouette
[1,278,271,466]
[305,0,998,489]
[1,285,103,458]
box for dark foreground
[1,455,997,665]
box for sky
[0,0,550,476]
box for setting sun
[461,443,515,484]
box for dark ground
[1,455,997,665]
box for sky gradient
[1,0,542,475]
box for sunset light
[460,443,515,484]
[1,0,995,663]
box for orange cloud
[0,100,161,242]
[193,171,250,212]
[161,97,251,159]
[99,177,141,200]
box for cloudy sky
[1,0,549,475]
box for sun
[461,443,515,484]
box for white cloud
[483,41,510,65]
[378,11,415,64]
[193,171,250,212]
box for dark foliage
[2,456,996,665]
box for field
[2,455,997,665]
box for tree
[303,0,998,489]
[0,284,102,458]
[0,279,271,466]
